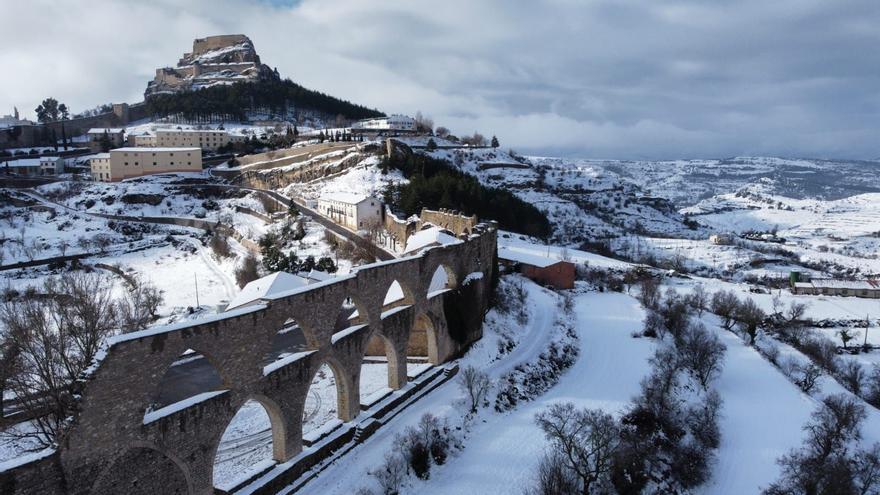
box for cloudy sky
[2,0,878,159]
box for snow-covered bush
[494,323,578,412]
[373,450,408,495]
[369,413,458,491]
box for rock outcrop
[145,34,275,98]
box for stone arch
[427,263,459,294]
[409,312,440,365]
[145,347,229,416]
[91,443,193,495]
[331,292,370,337]
[303,357,357,432]
[263,316,313,368]
[212,395,287,491]
[362,330,407,393]
[382,278,415,308]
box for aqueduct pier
[1,218,497,494]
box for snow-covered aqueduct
[1,219,497,495]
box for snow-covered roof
[226,272,309,311]
[90,153,111,159]
[87,128,124,134]
[404,226,462,254]
[156,128,227,134]
[3,159,41,167]
[111,147,201,152]
[808,279,879,290]
[319,192,374,205]
[497,247,566,268]
[304,269,334,282]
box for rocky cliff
[145,34,275,98]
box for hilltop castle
[145,34,275,98]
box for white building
[352,114,416,132]
[39,156,64,175]
[316,193,382,231]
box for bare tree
[637,277,660,309]
[117,277,163,333]
[787,301,809,322]
[529,450,580,495]
[734,297,765,344]
[687,284,709,317]
[58,240,70,257]
[373,450,408,495]
[711,290,740,330]
[435,126,450,139]
[535,402,620,495]
[766,395,877,495]
[459,365,491,414]
[678,323,727,388]
[642,310,666,339]
[235,254,261,288]
[0,272,119,448]
[838,328,855,350]
[836,360,865,396]
[414,111,434,134]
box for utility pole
[194,273,200,309]
[865,314,870,348]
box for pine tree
[491,135,499,148]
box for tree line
[145,78,384,123]
[381,153,552,239]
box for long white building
[352,114,416,132]
[316,193,382,231]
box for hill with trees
[145,78,384,123]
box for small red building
[498,247,576,290]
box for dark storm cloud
[1,0,877,159]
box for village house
[497,247,576,290]
[316,193,382,231]
[709,233,734,245]
[89,147,202,182]
[791,278,880,299]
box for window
[153,162,157,166]
[124,162,128,166]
